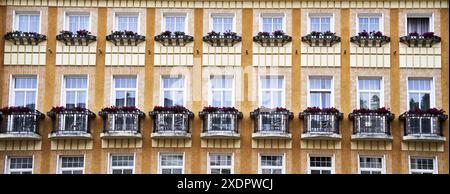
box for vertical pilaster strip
[191,8,203,174]
[91,8,107,174]
[340,8,351,174]
[0,6,6,106]
[389,8,401,174]
[291,8,301,174]
[440,8,449,174]
[141,8,155,174]
[40,7,58,174]
[240,8,253,174]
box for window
[407,15,431,34]
[58,156,84,174]
[15,12,40,33]
[164,13,186,32]
[359,156,384,174]
[159,153,184,174]
[211,14,234,33]
[309,77,332,108]
[208,153,233,174]
[66,13,90,33]
[261,14,284,32]
[358,78,382,109]
[309,156,334,174]
[210,75,234,107]
[408,78,433,110]
[162,76,185,107]
[358,14,381,32]
[113,76,137,107]
[309,14,332,33]
[116,13,139,32]
[11,76,37,109]
[109,154,134,174]
[409,156,437,174]
[259,155,284,174]
[63,76,88,108]
[5,156,33,174]
[260,76,284,108]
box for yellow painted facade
[0,0,448,174]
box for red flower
[0,106,32,114]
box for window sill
[252,132,291,140]
[302,132,341,140]
[100,131,142,139]
[403,135,446,142]
[48,132,91,140]
[0,133,41,140]
[200,131,240,139]
[151,131,191,139]
[351,133,392,141]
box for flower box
[154,31,194,46]
[253,31,292,47]
[203,31,242,47]
[98,106,145,118]
[4,31,47,45]
[400,32,441,47]
[56,30,97,46]
[301,31,341,47]
[106,31,146,46]
[350,31,390,47]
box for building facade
[0,0,448,174]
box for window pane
[407,18,430,34]
[65,77,87,89]
[15,77,37,89]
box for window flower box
[199,106,242,139]
[99,106,145,139]
[154,31,194,46]
[253,30,292,47]
[48,106,96,139]
[4,31,47,45]
[56,30,97,46]
[349,107,394,140]
[400,108,448,142]
[301,31,341,47]
[106,30,146,46]
[203,31,242,47]
[150,106,194,139]
[400,32,441,47]
[0,106,44,139]
[250,107,293,139]
[299,107,343,140]
[350,31,390,47]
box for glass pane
[359,18,369,32]
[115,91,126,106]
[126,91,136,106]
[15,77,37,89]
[409,93,420,110]
[420,93,430,109]
[25,91,36,109]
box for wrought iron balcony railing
[199,109,242,139]
[48,110,95,139]
[250,108,293,139]
[0,110,44,139]
[150,108,194,139]
[99,109,145,138]
[349,112,394,140]
[400,112,448,142]
[299,111,343,139]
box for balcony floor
[48,132,92,139]
[0,133,41,140]
[301,132,341,140]
[101,132,142,139]
[200,131,240,139]
[252,132,292,140]
[351,133,393,141]
[403,135,446,142]
[151,131,191,139]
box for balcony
[250,107,293,139]
[150,106,194,139]
[99,107,145,139]
[349,108,394,141]
[400,108,448,142]
[253,31,292,47]
[199,107,242,139]
[47,107,95,139]
[0,107,44,140]
[299,108,343,140]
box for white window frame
[307,154,335,174]
[408,156,438,174]
[64,12,91,32]
[307,13,335,33]
[356,13,383,33]
[61,75,89,108]
[107,153,136,174]
[258,153,285,174]
[9,75,39,108]
[4,155,34,174]
[160,75,186,107]
[405,13,434,35]
[111,75,138,107]
[406,77,435,110]
[209,13,236,33]
[259,13,286,32]
[356,77,384,109]
[158,152,185,174]
[162,12,188,33]
[207,152,234,174]
[259,75,285,108]
[307,76,334,108]
[114,12,140,33]
[56,155,86,174]
[208,75,235,107]
[13,10,42,33]
[357,155,386,174]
